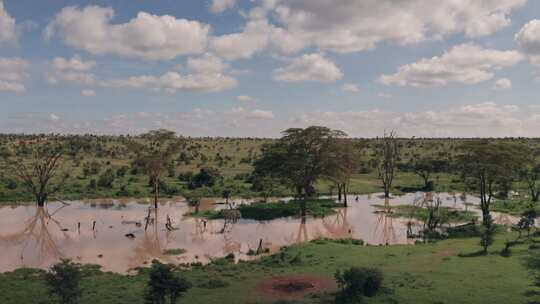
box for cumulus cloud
[342,83,360,93]
[6,102,539,137]
[47,55,98,86]
[290,102,537,137]
[515,19,540,66]
[0,1,16,45]
[210,18,272,60]
[273,53,343,83]
[379,43,523,87]
[0,57,29,93]
[105,54,237,93]
[493,78,512,90]
[267,0,526,54]
[45,53,237,93]
[53,55,96,71]
[210,0,236,14]
[44,5,210,60]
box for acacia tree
[3,139,65,207]
[327,139,360,207]
[253,126,346,217]
[374,131,400,198]
[410,156,448,191]
[131,130,182,209]
[458,141,526,225]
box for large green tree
[253,126,346,216]
[130,130,182,209]
[326,139,361,206]
[458,141,527,225]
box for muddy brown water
[0,193,517,273]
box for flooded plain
[0,193,516,273]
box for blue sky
[1,0,540,137]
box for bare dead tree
[375,131,400,198]
[3,139,65,207]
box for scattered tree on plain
[2,139,65,207]
[374,131,400,198]
[253,126,346,217]
[130,130,182,209]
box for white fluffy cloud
[515,19,540,66]
[47,55,98,86]
[342,83,360,93]
[44,5,210,60]
[291,102,537,137]
[53,55,96,71]
[210,0,236,14]
[210,18,272,60]
[7,102,539,137]
[493,78,512,90]
[106,54,237,93]
[273,53,343,83]
[0,1,16,45]
[268,0,526,53]
[0,57,29,93]
[379,43,523,87]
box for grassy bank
[189,199,341,220]
[0,230,536,304]
[373,204,478,223]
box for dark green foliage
[198,279,229,289]
[44,259,82,304]
[144,260,191,304]
[5,180,17,190]
[97,168,115,188]
[335,267,383,302]
[188,167,221,189]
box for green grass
[0,230,537,303]
[163,248,187,255]
[190,199,341,221]
[373,204,478,223]
[492,199,540,216]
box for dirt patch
[256,274,336,298]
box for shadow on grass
[457,250,486,258]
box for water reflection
[0,193,518,273]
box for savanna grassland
[1,134,539,204]
[2,133,540,304]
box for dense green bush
[97,168,115,188]
[45,259,82,304]
[334,267,383,302]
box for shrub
[6,179,17,190]
[97,168,115,188]
[45,259,82,304]
[145,260,191,304]
[335,267,383,302]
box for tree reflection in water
[373,197,397,245]
[322,208,352,238]
[130,208,174,269]
[0,205,70,267]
